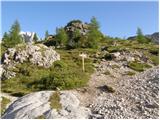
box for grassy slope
[1,48,95,96]
[1,39,159,96]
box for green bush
[149,48,159,55]
[49,91,62,111]
[124,71,136,76]
[107,46,126,53]
[128,61,152,72]
[150,55,159,65]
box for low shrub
[149,48,159,55]
[107,46,126,53]
[128,61,152,72]
[150,55,159,65]
[49,91,62,111]
[124,71,136,76]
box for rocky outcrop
[20,32,38,43]
[2,91,91,119]
[127,32,159,44]
[145,32,159,44]
[1,44,60,80]
[64,20,90,48]
[65,20,89,36]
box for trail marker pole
[79,53,87,72]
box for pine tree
[86,16,102,48]
[33,33,38,43]
[45,30,49,40]
[3,20,23,47]
[55,27,68,47]
[90,16,100,30]
[136,27,149,43]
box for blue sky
[1,1,158,39]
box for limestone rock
[2,91,91,119]
[1,44,60,80]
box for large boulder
[2,91,91,119]
[65,20,89,36]
[1,44,60,80]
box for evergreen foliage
[136,27,150,43]
[45,30,49,40]
[55,27,68,47]
[33,33,38,42]
[2,20,23,48]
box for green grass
[128,61,152,72]
[1,39,158,96]
[143,50,159,66]
[49,91,62,111]
[149,55,159,65]
[107,46,126,53]
[124,71,136,76]
[1,49,95,95]
[1,97,11,115]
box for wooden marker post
[79,53,87,72]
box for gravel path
[88,66,159,119]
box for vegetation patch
[149,55,159,65]
[1,97,11,115]
[107,46,126,53]
[103,70,110,75]
[128,61,152,72]
[49,91,62,111]
[124,71,136,76]
[2,49,94,95]
[35,115,45,119]
[111,64,120,69]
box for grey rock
[127,32,159,44]
[1,44,60,80]
[2,91,91,119]
[90,67,159,119]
